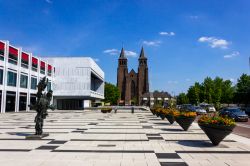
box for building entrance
[30,94,36,106]
[19,93,27,111]
[57,99,83,110]
[0,91,2,112]
[6,91,16,112]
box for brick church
[117,47,149,105]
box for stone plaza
[0,109,250,166]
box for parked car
[176,105,181,109]
[200,104,216,112]
[180,104,192,111]
[241,107,250,117]
[194,106,207,115]
[219,107,248,122]
[207,106,216,112]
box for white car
[200,103,216,112]
[207,106,216,112]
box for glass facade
[0,41,56,113]
[47,81,52,91]
[8,58,17,65]
[20,74,28,88]
[21,62,28,69]
[0,42,4,61]
[31,77,37,90]
[21,53,29,69]
[8,47,18,65]
[7,71,17,87]
[40,69,45,74]
[0,69,3,84]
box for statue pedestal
[25,133,49,140]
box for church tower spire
[138,47,147,66]
[139,46,146,59]
[117,47,128,104]
[119,47,126,59]
[138,47,149,105]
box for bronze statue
[29,77,55,135]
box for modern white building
[45,57,104,110]
[0,40,105,113]
[0,40,54,113]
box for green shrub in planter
[198,115,236,145]
[174,111,197,131]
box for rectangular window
[48,64,52,76]
[21,52,29,68]
[31,77,37,90]
[32,57,38,71]
[20,74,28,88]
[47,81,52,91]
[0,69,3,84]
[0,42,5,61]
[40,61,45,74]
[8,46,18,65]
[7,71,17,87]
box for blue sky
[1,0,250,95]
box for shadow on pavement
[178,140,228,148]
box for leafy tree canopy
[234,74,250,105]
[104,82,120,105]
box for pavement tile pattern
[0,109,250,166]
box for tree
[177,93,189,105]
[234,74,250,105]
[104,82,120,105]
[202,77,214,104]
[212,77,223,109]
[187,82,201,105]
[221,80,234,104]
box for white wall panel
[45,57,104,99]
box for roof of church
[129,69,137,75]
[119,47,126,59]
[139,47,147,59]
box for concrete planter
[159,113,165,120]
[166,114,175,124]
[199,123,235,145]
[101,109,112,113]
[175,116,196,131]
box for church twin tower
[117,47,149,105]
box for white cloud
[143,40,161,46]
[224,51,240,59]
[198,36,230,49]
[159,32,175,36]
[45,0,53,4]
[185,78,191,82]
[125,50,137,57]
[103,48,137,57]
[103,49,119,55]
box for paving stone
[47,140,67,144]
[0,109,249,166]
[36,146,59,150]
[156,153,181,159]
